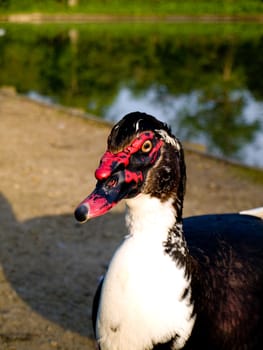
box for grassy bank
[1,0,263,16]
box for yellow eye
[141,140,153,153]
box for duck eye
[141,140,152,153]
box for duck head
[74,112,186,223]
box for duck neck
[125,194,188,262]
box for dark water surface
[0,22,263,168]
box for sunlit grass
[1,0,263,16]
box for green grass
[1,0,263,16]
[2,21,263,40]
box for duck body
[75,112,263,350]
[184,213,263,350]
[92,211,263,350]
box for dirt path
[0,88,262,350]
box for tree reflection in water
[0,23,263,167]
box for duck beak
[74,151,144,223]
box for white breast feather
[96,194,195,350]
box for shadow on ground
[0,193,125,338]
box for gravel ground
[0,88,262,350]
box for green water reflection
[0,23,262,167]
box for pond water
[0,22,263,168]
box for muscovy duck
[74,112,263,350]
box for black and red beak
[74,150,144,223]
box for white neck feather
[126,194,177,242]
[96,194,195,350]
